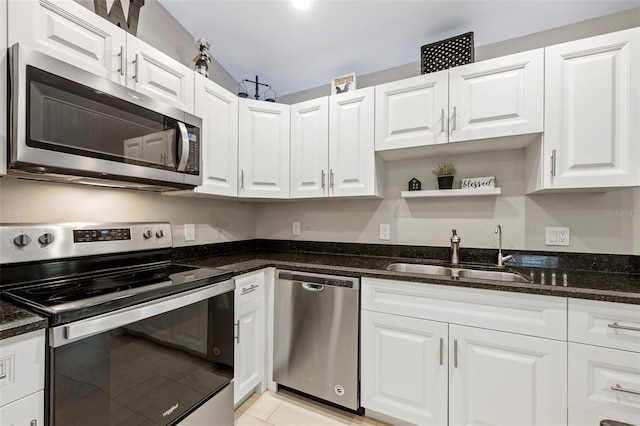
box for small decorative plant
[432,162,457,177]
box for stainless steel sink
[385,263,529,283]
[385,263,453,276]
[455,269,529,283]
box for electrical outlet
[379,224,390,241]
[184,224,195,241]
[545,226,570,246]
[292,222,301,236]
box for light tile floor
[234,390,391,426]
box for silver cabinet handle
[0,371,6,380]
[241,284,259,295]
[118,45,124,76]
[235,320,240,344]
[611,383,640,396]
[440,109,444,133]
[321,169,325,189]
[330,169,335,189]
[439,337,444,366]
[608,322,640,332]
[454,339,458,368]
[240,170,244,189]
[133,53,140,83]
[30,421,37,426]
[451,106,457,132]
[550,149,556,177]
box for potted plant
[432,162,457,189]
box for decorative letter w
[94,0,145,36]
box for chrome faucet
[495,225,513,267]
[450,229,461,265]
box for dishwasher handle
[301,282,325,292]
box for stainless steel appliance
[8,44,202,191]
[273,270,360,412]
[0,222,234,425]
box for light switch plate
[545,226,570,246]
[184,224,195,241]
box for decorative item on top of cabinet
[529,27,640,192]
[193,38,211,77]
[331,72,356,94]
[93,0,144,36]
[421,31,474,74]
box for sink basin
[385,263,529,283]
[385,263,453,277]
[456,269,529,283]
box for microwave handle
[176,121,190,171]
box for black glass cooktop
[1,262,231,325]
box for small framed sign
[331,72,356,95]
[461,176,495,189]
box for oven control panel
[0,222,173,264]
[73,228,131,243]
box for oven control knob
[38,233,56,246]
[155,229,165,238]
[13,234,32,248]
[142,229,153,239]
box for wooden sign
[331,72,356,95]
[94,0,145,36]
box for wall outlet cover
[292,222,301,236]
[184,224,195,241]
[379,224,390,241]
[545,226,570,246]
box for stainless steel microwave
[7,44,202,191]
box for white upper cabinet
[193,75,239,197]
[8,0,127,85]
[375,72,449,151]
[543,28,640,190]
[8,0,195,113]
[448,49,543,142]
[238,99,290,199]
[329,87,382,198]
[126,34,194,114]
[290,97,330,198]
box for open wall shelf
[401,188,502,198]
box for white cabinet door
[0,390,44,426]
[194,75,238,197]
[290,97,329,199]
[544,28,640,189]
[8,0,127,85]
[126,34,194,114]
[449,325,567,426]
[568,342,640,425]
[238,99,290,199]
[361,310,448,426]
[1,0,7,176]
[329,87,380,197]
[375,72,449,151]
[449,49,543,143]
[0,330,45,408]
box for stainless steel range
[0,222,235,426]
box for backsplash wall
[0,178,257,246]
[255,149,640,255]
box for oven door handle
[53,280,234,347]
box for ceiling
[159,0,639,98]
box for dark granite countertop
[0,300,47,340]
[178,249,640,305]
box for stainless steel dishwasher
[274,270,360,411]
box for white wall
[0,179,257,246]
[256,148,640,255]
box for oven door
[9,43,201,189]
[49,280,234,426]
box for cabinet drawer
[235,271,266,303]
[568,342,640,425]
[362,278,567,340]
[569,298,640,353]
[0,390,44,426]
[0,329,45,407]
[569,408,632,426]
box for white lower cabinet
[234,270,267,405]
[449,325,567,426]
[0,329,45,426]
[361,310,448,426]
[361,278,568,426]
